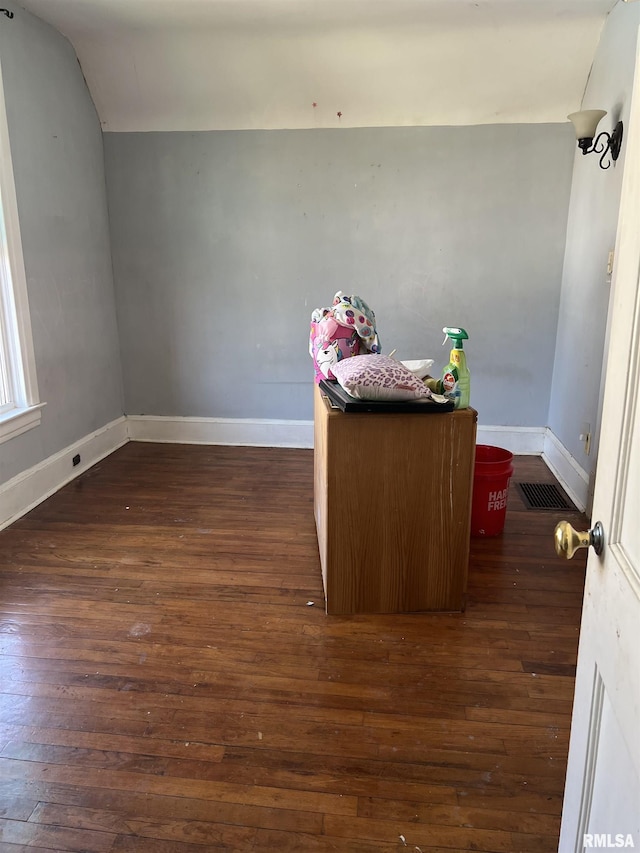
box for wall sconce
[567,110,623,170]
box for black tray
[319,380,455,413]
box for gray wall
[105,123,574,424]
[548,4,640,474]
[0,3,123,485]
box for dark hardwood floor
[0,443,588,852]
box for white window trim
[0,54,43,445]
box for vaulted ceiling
[17,0,619,131]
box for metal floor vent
[516,482,576,511]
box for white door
[557,35,640,853]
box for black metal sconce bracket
[583,121,624,170]
[0,8,14,18]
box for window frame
[0,55,43,445]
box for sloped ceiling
[17,0,618,131]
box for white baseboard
[476,425,546,455]
[127,415,314,448]
[542,429,590,512]
[0,415,587,531]
[0,416,128,530]
[128,416,543,454]
[477,425,589,511]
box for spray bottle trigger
[442,333,449,346]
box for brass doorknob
[554,520,604,560]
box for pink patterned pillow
[331,354,431,401]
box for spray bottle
[440,327,470,409]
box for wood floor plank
[323,813,520,852]
[252,828,401,852]
[0,795,37,821]
[0,757,358,816]
[0,817,115,852]
[28,803,259,850]
[0,443,588,851]
[2,726,226,763]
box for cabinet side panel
[313,386,329,607]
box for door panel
[558,27,640,853]
[586,682,640,839]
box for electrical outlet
[72,453,81,467]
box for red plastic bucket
[471,445,514,537]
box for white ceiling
[17,0,619,132]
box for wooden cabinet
[314,385,477,614]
